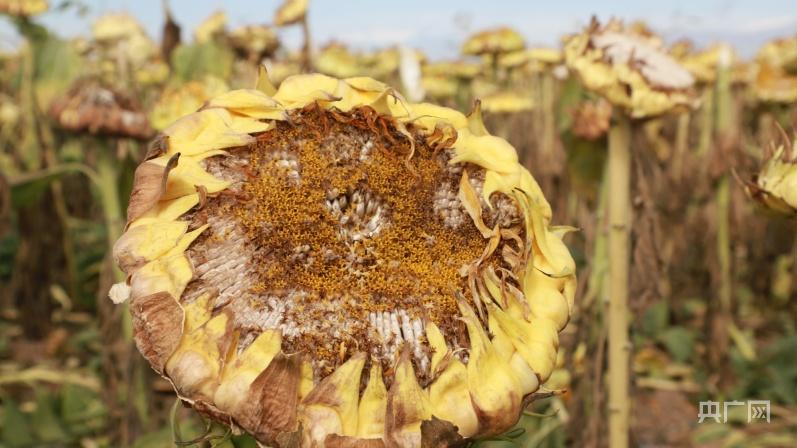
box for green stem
[95,145,132,344]
[697,88,714,157]
[607,114,631,448]
[673,112,690,182]
[715,49,733,134]
[300,16,312,71]
[96,147,124,272]
[715,52,734,328]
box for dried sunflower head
[195,10,227,44]
[50,78,152,140]
[92,13,158,69]
[480,90,534,114]
[315,42,364,78]
[678,43,734,85]
[360,47,401,80]
[229,25,280,63]
[423,61,481,80]
[499,47,562,71]
[462,27,525,56]
[0,0,47,17]
[267,59,303,85]
[753,36,797,104]
[745,137,797,216]
[571,98,612,141]
[564,18,696,118]
[112,72,576,447]
[421,74,458,100]
[274,0,308,26]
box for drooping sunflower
[462,27,525,57]
[194,10,228,44]
[753,35,797,103]
[570,99,612,141]
[315,42,364,78]
[564,18,696,118]
[229,24,280,63]
[480,90,534,114]
[274,0,309,27]
[745,137,797,216]
[149,76,229,131]
[49,78,152,140]
[112,72,575,447]
[421,61,480,101]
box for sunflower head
[50,78,152,140]
[0,0,48,17]
[315,42,364,78]
[564,18,696,118]
[112,72,575,446]
[745,136,797,216]
[480,90,534,114]
[678,43,734,85]
[753,36,797,104]
[194,10,228,44]
[274,0,309,26]
[91,13,157,70]
[571,99,612,141]
[228,25,280,62]
[423,61,481,80]
[360,47,402,80]
[92,13,146,43]
[462,27,525,56]
[149,76,229,131]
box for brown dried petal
[325,434,387,448]
[125,152,180,225]
[130,291,184,373]
[237,353,302,444]
[420,417,466,448]
[385,349,428,447]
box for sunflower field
[1,1,797,447]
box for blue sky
[2,0,796,58]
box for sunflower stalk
[673,112,690,181]
[714,54,734,375]
[607,113,631,448]
[300,15,312,71]
[697,88,714,157]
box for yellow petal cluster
[113,71,575,446]
[564,19,696,118]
